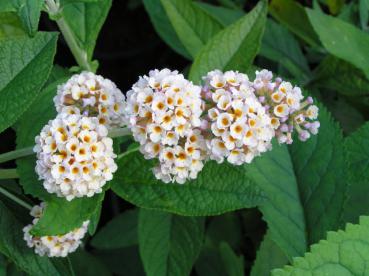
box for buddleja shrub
[0,0,368,274]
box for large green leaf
[0,12,26,39]
[142,0,190,59]
[138,209,204,276]
[269,0,320,47]
[311,56,369,96]
[0,32,57,134]
[307,8,369,79]
[342,122,369,224]
[189,0,267,83]
[160,0,222,58]
[61,0,112,62]
[260,19,311,82]
[0,201,68,276]
[91,209,138,249]
[273,216,369,275]
[111,152,265,216]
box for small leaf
[272,216,369,275]
[0,12,26,39]
[219,242,244,276]
[189,0,267,83]
[12,0,43,36]
[138,209,204,276]
[194,2,244,26]
[161,0,222,58]
[91,209,138,250]
[0,32,57,134]
[306,8,369,79]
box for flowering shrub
[0,0,368,275]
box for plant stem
[108,127,131,138]
[0,169,19,179]
[0,146,34,164]
[0,186,32,210]
[45,0,93,72]
[117,145,140,159]
[67,256,76,276]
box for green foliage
[0,32,57,134]
[138,209,204,276]
[0,12,26,39]
[194,2,244,26]
[189,0,267,83]
[273,216,369,275]
[218,242,244,276]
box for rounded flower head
[203,70,274,165]
[54,71,126,129]
[253,70,320,144]
[34,113,117,200]
[23,203,89,257]
[125,69,207,184]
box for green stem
[45,0,93,72]
[0,169,19,179]
[117,145,140,159]
[0,146,34,164]
[0,186,32,210]
[67,256,76,276]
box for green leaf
[194,2,244,26]
[138,209,204,276]
[269,0,321,47]
[312,56,369,96]
[326,0,344,15]
[195,247,227,276]
[61,0,112,61]
[0,32,57,134]
[30,193,104,236]
[91,209,138,249]
[260,19,311,82]
[188,0,267,83]
[342,122,369,224]
[69,250,111,276]
[142,0,190,59]
[272,216,369,275]
[161,0,222,58]
[250,231,288,276]
[0,12,26,39]
[0,201,68,276]
[306,8,369,80]
[111,152,265,216]
[12,0,43,36]
[218,242,244,276]
[88,202,102,235]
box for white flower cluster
[54,71,126,129]
[34,113,117,201]
[125,69,207,184]
[202,70,274,165]
[23,203,89,257]
[253,70,320,144]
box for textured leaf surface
[307,8,369,79]
[189,0,267,83]
[273,216,369,275]
[91,209,138,249]
[0,32,57,133]
[138,209,204,276]
[111,151,265,216]
[161,0,222,58]
[12,0,43,36]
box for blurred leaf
[260,19,311,82]
[272,216,369,275]
[61,0,112,62]
[195,247,227,276]
[360,0,369,30]
[111,151,265,216]
[0,201,69,276]
[250,231,288,276]
[88,202,102,235]
[312,56,369,96]
[161,0,222,58]
[269,0,321,47]
[342,122,369,224]
[91,209,138,250]
[0,32,57,134]
[61,0,100,5]
[189,0,267,83]
[307,8,369,80]
[138,209,204,276]
[12,0,43,36]
[0,12,26,39]
[338,2,358,25]
[326,0,344,15]
[69,250,111,276]
[143,0,190,59]
[194,2,244,26]
[219,242,244,276]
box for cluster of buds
[253,70,320,144]
[202,70,275,165]
[34,112,117,201]
[23,203,89,257]
[125,69,207,184]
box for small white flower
[273,104,289,117]
[306,105,319,120]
